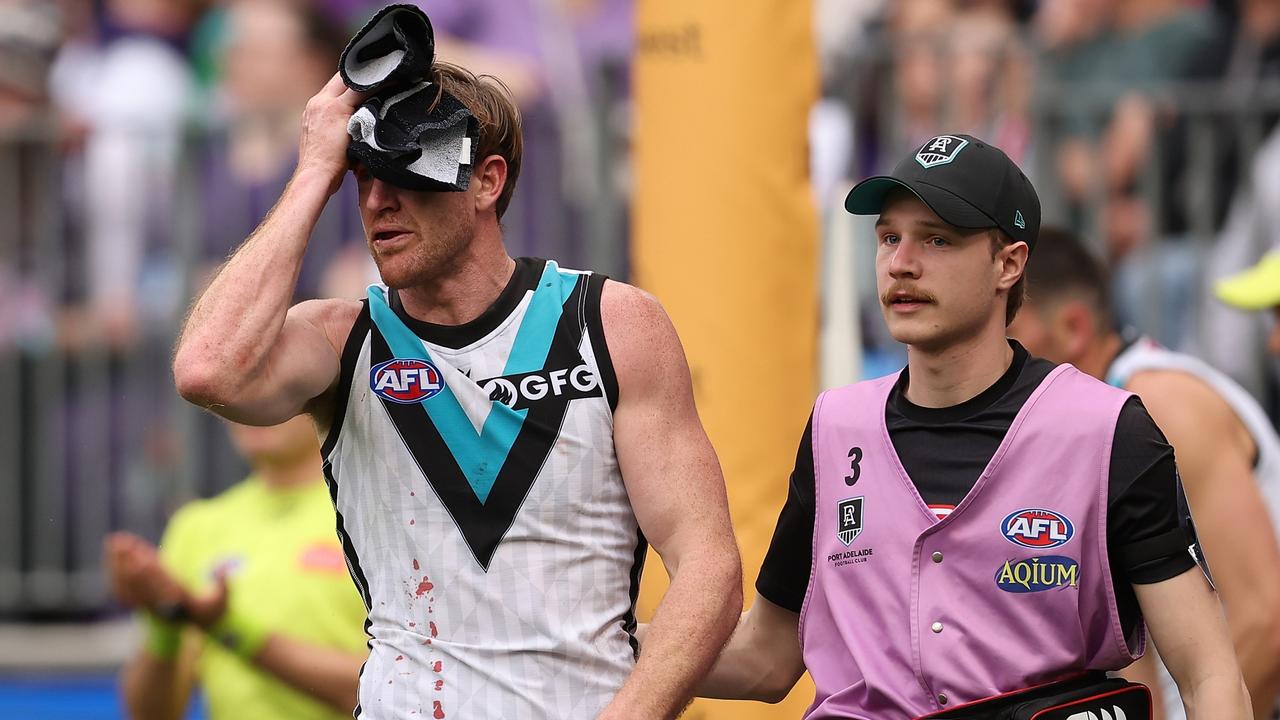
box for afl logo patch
[1001,508,1074,549]
[370,358,444,404]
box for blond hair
[429,61,523,218]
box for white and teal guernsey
[320,258,645,720]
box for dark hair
[430,61,523,218]
[1021,226,1113,323]
[990,230,1027,326]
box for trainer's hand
[297,72,368,196]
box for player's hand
[297,72,369,196]
[104,532,184,609]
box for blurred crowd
[0,0,1278,614]
[816,0,1280,391]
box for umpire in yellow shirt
[105,415,368,720]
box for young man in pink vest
[695,135,1250,719]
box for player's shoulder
[596,280,688,392]
[599,279,666,326]
[598,280,680,351]
[1125,368,1245,442]
[1125,367,1220,407]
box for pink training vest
[800,364,1143,719]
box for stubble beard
[372,224,472,290]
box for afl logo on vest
[370,359,445,404]
[1001,508,1074,549]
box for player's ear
[1059,301,1094,361]
[473,155,507,215]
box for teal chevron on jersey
[367,261,579,503]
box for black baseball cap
[845,134,1041,251]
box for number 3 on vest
[845,447,862,486]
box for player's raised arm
[598,281,743,719]
[173,73,364,425]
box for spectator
[195,0,360,301]
[426,0,633,273]
[74,0,205,349]
[891,0,1031,163]
[1037,0,1218,349]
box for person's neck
[255,454,322,491]
[1074,331,1126,381]
[904,323,1014,408]
[396,230,516,326]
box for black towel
[340,4,477,192]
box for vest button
[931,621,943,633]
[932,551,943,563]
[938,693,948,705]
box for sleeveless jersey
[1107,336,1280,720]
[802,365,1141,719]
[321,258,644,720]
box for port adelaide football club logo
[837,497,864,546]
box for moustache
[880,285,937,306]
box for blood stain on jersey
[395,655,404,661]
[370,358,444,404]
[432,660,442,672]
[434,680,444,691]
[429,621,439,637]
[1001,508,1074,549]
[433,700,446,719]
[415,576,434,597]
[413,558,420,571]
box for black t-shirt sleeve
[756,414,816,613]
[1107,396,1198,584]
